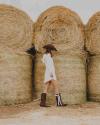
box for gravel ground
[0,101,100,125]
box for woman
[40,44,67,107]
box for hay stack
[34,6,87,104]
[85,12,100,102]
[0,4,33,52]
[34,6,85,53]
[87,55,100,101]
[54,53,86,104]
[34,53,86,104]
[0,5,34,105]
[85,12,100,55]
[0,51,32,105]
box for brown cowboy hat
[43,44,57,51]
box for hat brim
[43,44,57,51]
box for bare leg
[43,81,51,94]
[51,80,60,95]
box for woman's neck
[45,52,53,57]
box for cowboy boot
[56,93,67,106]
[40,93,50,107]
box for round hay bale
[87,55,100,101]
[0,51,32,105]
[85,12,100,54]
[34,6,85,53]
[34,52,86,104]
[0,4,33,52]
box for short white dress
[42,53,57,83]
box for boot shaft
[41,93,46,102]
[55,93,67,106]
[40,93,50,107]
[40,93,46,106]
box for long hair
[45,49,53,57]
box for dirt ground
[0,101,100,125]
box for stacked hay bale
[85,12,100,101]
[34,6,87,104]
[35,6,84,53]
[0,4,33,105]
[0,51,32,105]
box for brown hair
[45,49,53,57]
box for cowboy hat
[43,44,57,51]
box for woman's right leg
[43,81,51,94]
[40,81,51,107]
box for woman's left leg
[51,80,67,106]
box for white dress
[42,53,57,83]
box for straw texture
[0,4,33,52]
[0,51,32,105]
[85,12,100,54]
[34,53,86,104]
[34,6,85,53]
[87,55,100,101]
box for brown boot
[40,93,50,107]
[56,93,67,107]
